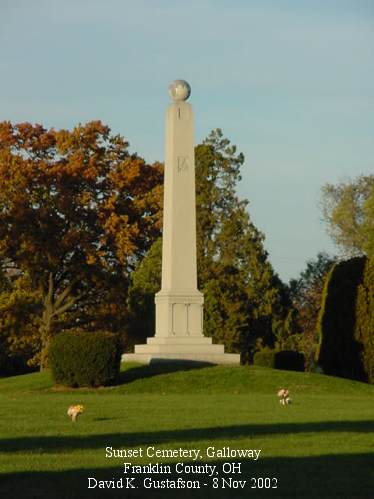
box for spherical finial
[168,80,191,102]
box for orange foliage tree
[0,121,162,368]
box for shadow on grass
[1,454,373,498]
[118,361,214,385]
[2,420,374,453]
[92,418,119,422]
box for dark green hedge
[274,350,305,372]
[48,331,122,387]
[253,348,304,372]
[316,256,370,382]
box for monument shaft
[122,80,239,364]
[155,100,204,338]
[161,101,197,292]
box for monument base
[122,336,240,365]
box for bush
[0,348,36,376]
[253,347,276,368]
[274,350,305,372]
[48,331,122,387]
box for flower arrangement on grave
[67,404,84,422]
[277,388,292,405]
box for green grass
[0,363,373,498]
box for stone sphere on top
[168,80,191,102]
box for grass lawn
[0,362,373,498]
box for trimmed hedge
[316,256,372,382]
[48,331,122,387]
[274,350,305,372]
[253,348,305,372]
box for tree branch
[52,292,85,317]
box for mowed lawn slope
[0,363,373,498]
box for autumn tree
[0,121,162,368]
[0,273,41,372]
[321,175,374,258]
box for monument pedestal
[154,291,204,338]
[122,291,239,364]
[123,80,240,366]
[122,337,240,364]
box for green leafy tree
[127,238,162,347]
[321,175,374,258]
[272,308,302,352]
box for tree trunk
[39,273,54,371]
[39,272,82,371]
[40,309,53,371]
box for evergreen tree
[288,252,336,369]
[355,257,374,383]
[317,257,367,381]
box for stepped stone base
[122,336,240,365]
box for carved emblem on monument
[177,156,189,172]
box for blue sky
[1,0,373,281]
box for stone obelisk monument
[123,80,239,364]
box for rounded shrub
[48,331,122,387]
[274,350,305,372]
[253,347,276,368]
